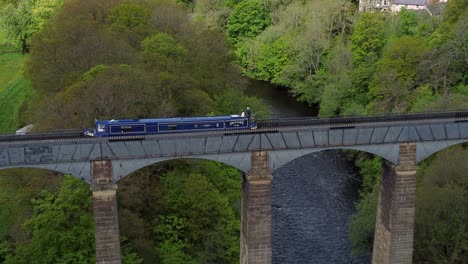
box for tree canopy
[25,0,267,131]
[3,176,95,264]
[0,0,63,53]
[197,0,468,114]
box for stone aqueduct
[1,115,468,264]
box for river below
[246,80,370,263]
[245,80,318,118]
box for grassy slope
[0,30,41,241]
[0,29,35,133]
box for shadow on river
[246,79,370,263]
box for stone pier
[91,160,121,264]
[240,151,272,264]
[372,143,417,264]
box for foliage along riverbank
[194,0,468,116]
[193,0,467,262]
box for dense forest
[0,0,467,263]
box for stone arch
[0,162,91,183]
[114,152,252,182]
[0,152,253,184]
[269,144,400,173]
[416,139,468,163]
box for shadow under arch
[416,139,468,163]
[269,144,399,174]
[0,166,65,187]
[113,153,251,183]
[0,152,252,184]
[269,139,468,174]
[0,163,90,183]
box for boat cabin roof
[97,115,245,125]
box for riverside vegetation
[0,0,467,263]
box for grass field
[0,29,35,133]
[0,31,44,245]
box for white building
[390,0,427,12]
[359,0,391,12]
[359,0,448,14]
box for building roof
[393,0,427,5]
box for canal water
[246,80,369,263]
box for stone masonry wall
[240,151,272,264]
[372,143,417,264]
[91,160,121,264]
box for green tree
[34,65,176,130]
[154,161,241,264]
[26,11,136,94]
[351,12,386,65]
[1,173,143,263]
[0,0,20,6]
[410,85,442,112]
[107,3,150,32]
[348,12,385,105]
[5,176,95,264]
[156,240,197,264]
[0,241,11,262]
[318,39,352,116]
[141,33,188,71]
[0,169,62,263]
[349,155,381,256]
[0,0,63,53]
[226,0,270,44]
[369,36,429,112]
[26,0,256,127]
[117,166,168,263]
[118,160,243,263]
[107,2,152,46]
[236,35,294,82]
[423,9,468,94]
[121,237,144,264]
[318,82,343,116]
[438,0,468,32]
[349,189,378,255]
[154,215,197,264]
[176,0,196,12]
[413,147,468,264]
[214,88,271,118]
[385,8,419,38]
[415,185,466,264]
